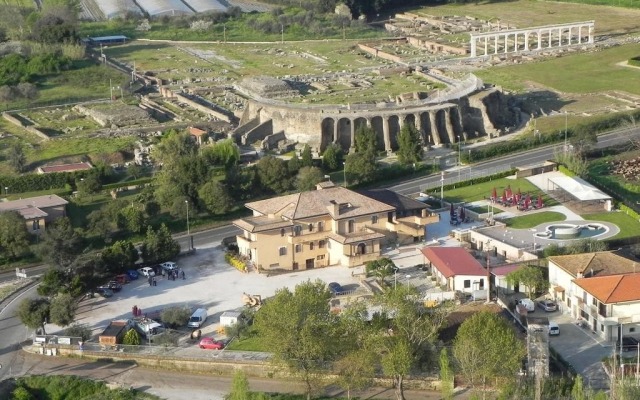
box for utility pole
[564,110,568,152]
[109,78,113,101]
[223,24,226,43]
[440,171,444,209]
[486,239,492,303]
[281,24,284,44]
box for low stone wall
[2,112,51,141]
[357,43,404,64]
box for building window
[279,247,287,256]
[631,328,636,333]
[280,228,285,237]
[356,243,366,255]
[309,242,314,250]
[295,244,302,253]
[308,223,313,232]
[319,240,325,248]
[32,220,40,231]
[371,215,378,224]
[479,279,484,289]
[463,280,471,289]
[348,219,355,233]
[318,221,324,232]
[601,324,604,332]
[592,297,598,307]
[293,225,302,236]
[317,255,325,260]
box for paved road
[0,285,38,382]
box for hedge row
[558,165,576,177]
[620,204,640,222]
[0,170,92,193]
[224,252,248,273]
[441,169,517,192]
[102,177,153,190]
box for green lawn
[583,211,640,240]
[468,205,503,214]
[437,177,558,206]
[505,211,566,229]
[476,44,640,95]
[225,334,268,352]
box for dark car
[96,287,114,298]
[328,282,343,295]
[114,274,130,284]
[107,281,123,292]
[621,336,640,352]
[127,269,139,280]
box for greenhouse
[94,0,142,19]
[184,0,227,13]
[137,0,194,17]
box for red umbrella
[516,188,522,203]
[502,191,507,204]
[537,194,543,208]
[525,194,531,209]
[506,185,512,199]
[491,187,497,200]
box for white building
[421,247,488,293]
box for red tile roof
[189,127,207,136]
[38,162,93,174]
[574,274,640,304]
[421,247,487,278]
[491,264,523,277]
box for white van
[548,322,560,336]
[188,308,208,328]
[518,298,535,312]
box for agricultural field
[417,0,640,36]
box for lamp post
[4,187,8,196]
[440,171,444,208]
[185,200,190,248]
[343,162,347,187]
[394,270,398,290]
[457,135,462,182]
[486,239,492,303]
[280,24,284,44]
[564,110,568,152]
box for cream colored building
[547,251,640,341]
[233,182,438,271]
[0,194,68,235]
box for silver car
[538,299,557,312]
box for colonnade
[469,21,595,58]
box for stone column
[558,28,562,46]
[504,34,509,53]
[514,32,518,52]
[382,116,392,152]
[548,30,553,48]
[484,36,488,56]
[494,35,498,54]
[429,111,441,145]
[444,109,455,144]
[567,27,571,45]
[349,118,356,152]
[578,26,582,44]
[524,32,529,51]
[470,37,477,57]
[333,118,339,143]
[588,25,594,44]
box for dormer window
[293,225,302,236]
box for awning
[554,286,565,292]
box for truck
[134,318,164,338]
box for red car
[199,338,225,350]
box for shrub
[122,328,141,345]
[225,252,248,273]
[63,323,92,341]
[160,306,191,329]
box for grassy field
[476,44,640,95]
[583,211,640,239]
[505,211,566,228]
[26,136,137,169]
[417,0,640,36]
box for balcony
[344,252,379,267]
[236,235,256,249]
[287,230,330,244]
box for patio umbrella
[506,185,512,199]
[525,194,531,209]
[537,194,544,208]
[460,207,466,221]
[491,187,497,200]
[450,203,455,217]
[502,191,507,204]
[516,188,522,203]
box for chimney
[328,200,339,216]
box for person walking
[181,270,185,280]
[152,277,157,286]
[148,276,152,286]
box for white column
[537,30,542,50]
[524,32,529,51]
[504,34,508,53]
[484,36,488,55]
[382,117,392,152]
[558,28,562,46]
[494,35,498,54]
[470,37,477,57]
[578,26,582,44]
[567,27,571,45]
[548,30,553,48]
[588,24,594,44]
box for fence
[417,165,512,194]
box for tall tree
[354,124,378,155]
[334,349,376,400]
[7,143,27,172]
[225,370,251,400]
[344,152,377,186]
[295,166,324,191]
[322,143,343,171]
[439,348,454,400]
[17,298,50,334]
[117,205,148,234]
[396,124,422,166]
[37,217,83,268]
[453,311,525,395]
[38,268,68,297]
[49,293,77,327]
[257,155,292,194]
[209,138,240,169]
[506,265,549,299]
[254,280,340,400]
[301,144,313,167]
[0,211,31,260]
[372,284,449,400]
[140,224,180,264]
[101,240,139,273]
[199,180,234,214]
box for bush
[122,328,141,345]
[225,252,248,273]
[160,306,191,329]
[63,323,92,341]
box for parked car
[96,287,114,298]
[199,337,225,350]
[114,274,130,284]
[327,282,343,295]
[621,336,640,352]
[126,269,139,280]
[138,267,156,277]
[548,321,560,336]
[538,299,557,312]
[517,298,535,312]
[160,261,178,272]
[107,281,123,292]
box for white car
[138,267,156,277]
[518,298,535,312]
[160,262,178,272]
[549,322,560,336]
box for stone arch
[388,115,400,151]
[337,117,351,150]
[435,109,449,144]
[371,116,385,151]
[320,118,335,152]
[419,112,430,145]
[450,108,464,138]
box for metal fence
[417,165,512,195]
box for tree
[0,85,15,102]
[199,180,234,214]
[86,209,114,240]
[453,311,525,395]
[64,323,92,341]
[567,238,608,254]
[365,257,396,283]
[288,153,301,174]
[117,205,147,234]
[372,285,449,400]
[354,124,378,155]
[38,268,68,297]
[17,82,38,100]
[344,152,377,186]
[439,348,454,400]
[37,217,83,268]
[0,211,31,260]
[301,144,313,167]
[7,143,27,172]
[17,298,50,334]
[505,265,549,299]
[49,293,77,327]
[101,240,139,273]
[160,306,191,329]
[225,370,251,400]
[396,124,422,166]
[257,155,291,194]
[322,143,343,171]
[334,349,376,400]
[254,280,340,400]
[122,328,141,345]
[570,126,598,156]
[209,138,239,169]
[140,224,180,264]
[295,166,324,191]
[127,163,143,179]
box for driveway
[550,313,613,390]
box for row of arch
[319,107,471,152]
[470,21,595,57]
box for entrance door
[305,259,314,269]
[292,262,299,271]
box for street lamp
[4,187,8,195]
[457,135,462,182]
[564,110,568,152]
[440,171,444,208]
[343,162,347,188]
[185,200,190,241]
[485,239,492,303]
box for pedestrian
[148,276,152,286]
[181,270,185,280]
[152,277,157,286]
